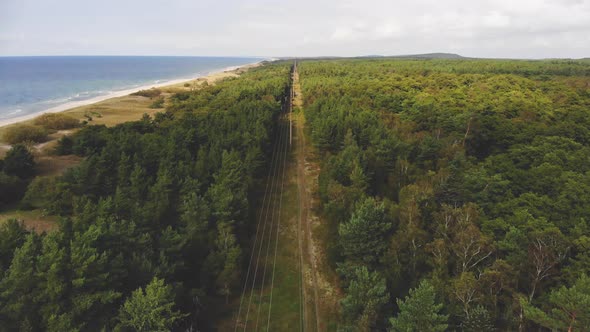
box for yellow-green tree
[118,277,186,332]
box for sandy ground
[293,62,342,330]
[0,144,9,158]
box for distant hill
[359,53,466,59]
[280,53,466,61]
[279,55,590,61]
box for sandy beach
[0,61,263,128]
[0,60,263,158]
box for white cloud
[482,11,511,28]
[372,22,402,39]
[331,27,358,42]
[0,0,589,58]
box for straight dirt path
[293,60,342,331]
[227,61,338,332]
[293,61,322,331]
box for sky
[1,0,589,58]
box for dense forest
[298,58,590,331]
[0,63,291,331]
[2,57,590,331]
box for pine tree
[36,231,71,328]
[179,189,210,279]
[203,221,241,302]
[179,189,209,247]
[0,219,28,272]
[339,197,392,265]
[68,225,121,328]
[207,150,248,226]
[462,305,495,332]
[0,233,41,330]
[148,169,174,226]
[521,274,590,331]
[129,163,147,200]
[155,226,185,280]
[341,266,388,331]
[389,279,448,332]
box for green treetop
[389,279,448,332]
[117,277,187,332]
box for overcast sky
[1,0,589,58]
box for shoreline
[0,60,264,128]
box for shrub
[149,97,165,109]
[55,135,74,155]
[21,176,56,208]
[2,124,47,144]
[33,113,80,130]
[2,144,36,178]
[131,88,162,98]
[0,172,26,206]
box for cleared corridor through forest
[230,62,313,331]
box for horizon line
[0,54,587,60]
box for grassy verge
[262,169,303,331]
[216,124,304,331]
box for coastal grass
[2,124,48,144]
[0,93,162,145]
[33,113,80,130]
[62,94,161,127]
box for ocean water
[0,56,261,121]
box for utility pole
[290,60,295,146]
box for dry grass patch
[36,154,83,176]
[0,209,58,233]
[62,95,160,127]
[33,113,80,130]
[0,144,10,158]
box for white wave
[0,109,23,119]
[7,108,23,115]
[44,96,73,104]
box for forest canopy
[298,58,590,331]
[1,57,590,331]
[0,63,291,331]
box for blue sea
[0,56,262,121]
